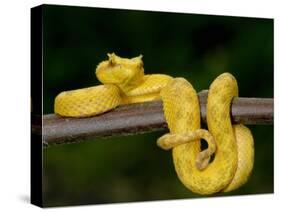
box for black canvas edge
[36,3,274,20]
[31,5,43,207]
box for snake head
[96,53,144,93]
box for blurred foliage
[42,5,273,207]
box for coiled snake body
[55,53,254,195]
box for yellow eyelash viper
[54,53,254,195]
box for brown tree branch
[33,91,273,147]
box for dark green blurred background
[42,5,273,207]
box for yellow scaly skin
[54,53,254,195]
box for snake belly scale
[54,53,254,195]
